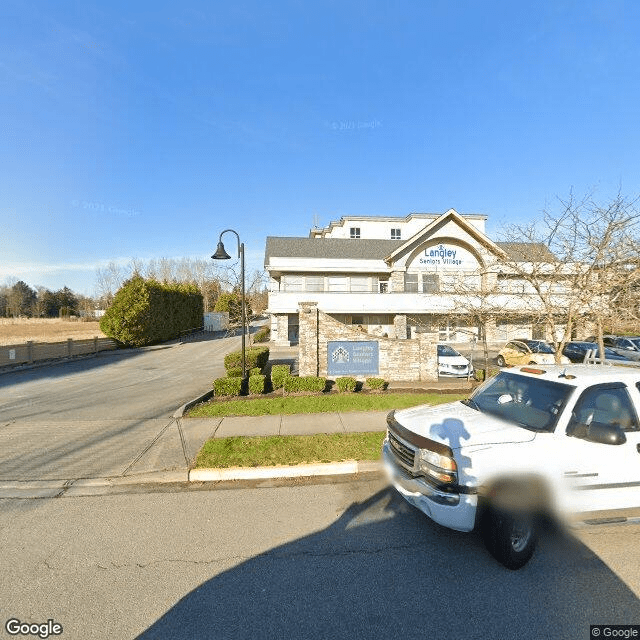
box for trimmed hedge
[284,376,327,394]
[226,366,262,378]
[366,377,388,391]
[270,364,291,389]
[336,377,357,392]
[224,347,269,372]
[253,326,270,343]
[248,374,266,395]
[100,276,203,347]
[213,376,243,397]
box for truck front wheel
[481,506,537,570]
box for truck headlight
[417,449,458,484]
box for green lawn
[188,392,467,417]
[195,432,387,468]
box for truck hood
[392,401,536,449]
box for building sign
[412,243,478,271]
[327,341,379,376]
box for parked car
[383,365,640,569]
[561,341,634,363]
[496,339,570,367]
[584,336,640,361]
[437,344,473,378]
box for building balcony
[266,291,553,315]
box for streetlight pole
[211,229,246,378]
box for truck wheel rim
[510,522,532,553]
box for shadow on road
[137,488,639,640]
[0,348,149,388]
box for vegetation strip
[195,432,387,468]
[188,392,467,417]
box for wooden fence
[0,337,118,367]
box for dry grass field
[0,318,107,346]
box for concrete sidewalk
[0,377,471,497]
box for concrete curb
[189,460,383,482]
[173,390,214,418]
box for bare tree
[498,191,640,362]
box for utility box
[204,312,229,332]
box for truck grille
[388,430,416,471]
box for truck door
[561,383,640,517]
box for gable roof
[384,208,506,264]
[265,237,402,263]
[496,242,557,262]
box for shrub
[474,368,498,382]
[253,326,271,343]
[214,292,252,325]
[224,347,269,372]
[284,376,327,394]
[213,376,243,397]
[366,377,388,391]
[226,366,262,377]
[270,364,291,389]
[336,377,357,392]
[248,374,266,395]
[100,276,203,347]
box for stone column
[274,314,290,346]
[394,314,407,340]
[418,333,439,381]
[389,271,405,293]
[298,302,319,376]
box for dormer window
[391,228,401,240]
[350,227,361,239]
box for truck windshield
[462,371,574,432]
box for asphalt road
[0,476,638,640]
[0,333,243,481]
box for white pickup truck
[383,365,640,569]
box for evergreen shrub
[99,276,203,347]
[366,377,388,391]
[270,364,291,389]
[224,347,269,372]
[248,374,266,395]
[336,377,357,392]
[284,376,327,393]
[213,376,243,397]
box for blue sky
[1,0,640,295]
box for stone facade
[298,302,438,381]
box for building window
[391,228,401,240]
[282,276,304,291]
[422,274,439,293]
[379,281,389,293]
[350,227,361,239]
[350,277,369,292]
[306,276,324,292]
[328,277,348,292]
[404,273,419,292]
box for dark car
[585,336,640,361]
[562,341,633,363]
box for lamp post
[212,229,246,378]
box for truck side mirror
[585,423,627,446]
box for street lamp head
[211,241,231,260]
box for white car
[437,344,473,378]
[383,364,640,569]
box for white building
[264,209,557,346]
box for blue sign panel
[327,341,379,376]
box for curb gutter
[189,460,383,482]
